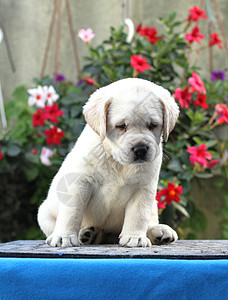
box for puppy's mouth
[132,156,149,164]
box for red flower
[140,26,162,44]
[188,6,207,21]
[130,54,150,73]
[0,144,4,160]
[174,86,192,108]
[83,78,95,85]
[156,182,183,206]
[31,148,37,154]
[209,33,222,49]
[188,72,206,94]
[44,126,65,145]
[44,103,64,124]
[207,160,220,168]
[157,201,166,210]
[187,144,212,167]
[185,26,204,44]
[32,108,47,127]
[136,23,142,33]
[215,104,228,124]
[193,94,209,110]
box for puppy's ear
[83,89,111,140]
[159,94,179,142]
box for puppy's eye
[116,123,127,130]
[148,122,157,130]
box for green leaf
[25,151,39,164]
[66,85,80,95]
[180,194,188,206]
[71,106,82,118]
[61,96,79,105]
[205,140,217,148]
[167,156,183,172]
[186,203,208,233]
[169,11,177,23]
[103,65,114,77]
[172,202,190,217]
[193,137,203,145]
[181,171,193,181]
[6,144,21,157]
[194,172,214,179]
[89,47,100,58]
[24,167,39,181]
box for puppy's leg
[78,227,103,245]
[46,175,92,247]
[119,188,152,248]
[147,200,178,245]
[37,201,56,237]
[79,227,119,245]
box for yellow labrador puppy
[38,78,179,247]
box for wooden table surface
[1,240,228,259]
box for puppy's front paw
[46,232,78,247]
[148,224,178,245]
[119,235,152,248]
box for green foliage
[0,78,94,242]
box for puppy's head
[83,78,179,165]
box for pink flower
[40,147,54,166]
[174,86,192,108]
[130,54,150,74]
[215,104,228,124]
[187,144,212,167]
[188,72,206,95]
[188,6,207,21]
[185,26,204,44]
[78,28,95,44]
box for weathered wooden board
[0,240,228,259]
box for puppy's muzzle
[132,144,149,161]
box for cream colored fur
[37,78,179,247]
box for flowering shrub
[0,7,228,241]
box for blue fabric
[0,257,228,300]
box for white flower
[43,85,60,106]
[27,85,46,108]
[40,147,54,166]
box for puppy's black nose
[132,144,148,159]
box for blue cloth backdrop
[0,257,228,300]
